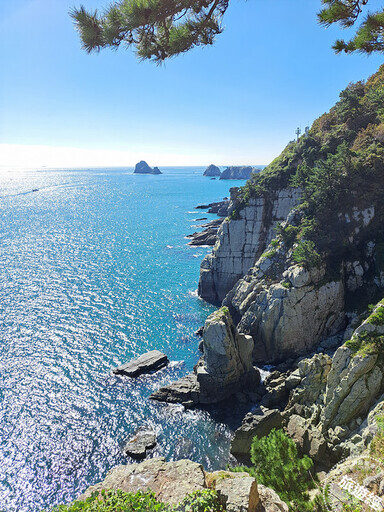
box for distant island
[220,166,260,180]
[134,161,162,174]
[203,164,221,177]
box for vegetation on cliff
[230,429,321,511]
[233,65,384,275]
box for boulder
[124,429,157,459]
[113,350,169,377]
[214,472,259,512]
[231,407,283,461]
[203,164,221,177]
[151,373,200,407]
[286,415,329,463]
[256,485,289,512]
[79,458,206,505]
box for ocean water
[0,167,245,512]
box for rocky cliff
[199,65,384,366]
[231,299,384,465]
[199,188,301,304]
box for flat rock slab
[113,350,169,377]
[124,430,156,459]
[79,457,206,505]
[150,374,200,407]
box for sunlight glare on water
[0,167,239,511]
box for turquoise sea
[0,167,245,512]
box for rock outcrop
[273,299,384,463]
[80,458,206,504]
[195,199,230,217]
[220,166,260,180]
[198,188,301,304]
[187,219,224,246]
[151,308,260,406]
[113,350,169,377]
[226,260,345,363]
[78,457,288,512]
[231,407,283,462]
[134,161,162,174]
[124,428,157,459]
[203,164,221,177]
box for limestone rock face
[79,458,205,505]
[198,188,301,304]
[321,347,383,431]
[203,164,221,177]
[227,262,345,363]
[151,308,260,406]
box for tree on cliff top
[71,0,384,63]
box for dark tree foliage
[318,0,384,54]
[71,0,229,62]
[71,0,384,62]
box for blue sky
[0,0,383,168]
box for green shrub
[230,429,318,511]
[48,489,223,512]
[50,490,168,511]
[292,240,322,269]
[175,490,224,512]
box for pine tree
[71,0,384,62]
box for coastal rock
[321,347,383,431]
[220,166,260,180]
[113,350,169,377]
[286,415,329,463]
[79,458,206,505]
[231,407,283,461]
[203,164,221,177]
[151,308,260,406]
[256,485,289,512]
[187,219,224,246]
[198,188,301,304]
[79,457,285,512]
[214,472,259,512]
[194,200,229,217]
[134,160,162,174]
[280,300,384,463]
[124,429,157,459]
[227,261,345,363]
[151,373,200,407]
